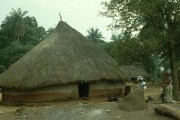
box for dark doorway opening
[131,77,137,83]
[78,82,89,98]
[124,86,131,96]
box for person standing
[163,76,173,103]
[137,76,147,91]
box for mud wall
[89,81,125,97]
[2,84,78,103]
[2,81,125,103]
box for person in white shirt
[137,76,147,90]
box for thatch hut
[121,65,149,96]
[121,65,149,82]
[0,21,126,103]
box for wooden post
[154,104,180,120]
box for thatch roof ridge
[121,65,149,79]
[0,21,126,90]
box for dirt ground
[0,83,179,120]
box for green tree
[0,8,46,73]
[47,27,55,35]
[87,28,105,43]
[0,41,33,72]
[101,0,180,99]
[111,34,122,41]
[1,8,28,40]
[21,16,46,45]
[175,24,180,61]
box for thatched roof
[121,65,149,79]
[0,21,126,90]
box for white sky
[0,0,113,42]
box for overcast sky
[0,0,113,41]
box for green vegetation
[101,0,180,100]
[0,2,179,99]
[87,28,105,43]
[0,8,47,72]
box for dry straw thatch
[0,21,126,90]
[121,65,149,79]
[119,84,147,111]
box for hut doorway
[78,82,89,98]
[124,86,131,96]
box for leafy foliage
[101,0,180,99]
[1,8,28,40]
[103,33,154,74]
[87,28,105,43]
[0,41,33,71]
[0,8,47,73]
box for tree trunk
[154,56,158,82]
[154,104,180,120]
[168,27,179,100]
